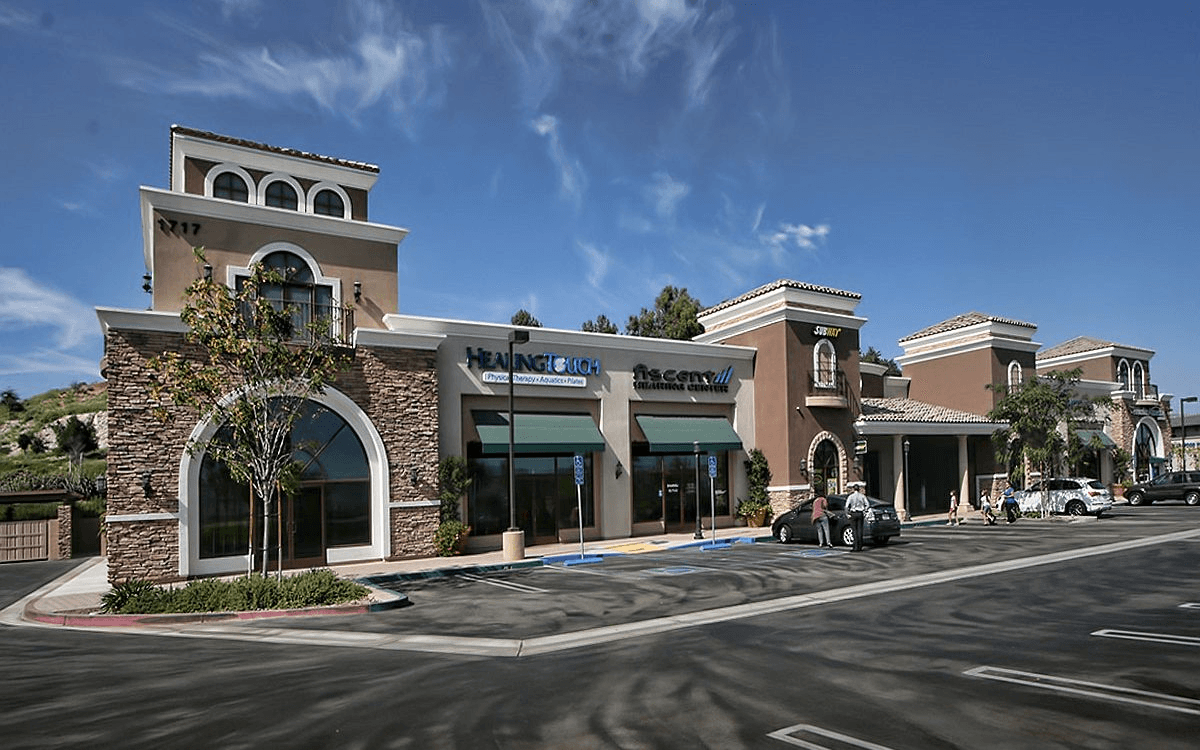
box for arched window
[198,400,370,562]
[813,339,837,388]
[1007,361,1023,391]
[313,189,345,217]
[812,439,840,495]
[1133,362,1146,398]
[1117,359,1131,390]
[1134,422,1157,482]
[265,181,299,210]
[213,172,249,203]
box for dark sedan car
[771,494,901,547]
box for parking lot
[4,505,1200,748]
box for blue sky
[3,0,1199,404]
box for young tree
[1,389,23,413]
[149,249,353,575]
[625,285,704,340]
[988,368,1105,517]
[581,314,619,334]
[861,346,902,376]
[51,415,99,472]
[511,309,542,327]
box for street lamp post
[503,329,529,562]
[1182,396,1198,472]
[902,438,911,522]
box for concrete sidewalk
[9,514,967,628]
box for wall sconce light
[353,281,362,304]
[142,272,152,295]
[203,263,213,281]
[798,459,808,473]
[615,460,624,479]
[140,469,152,497]
[409,466,419,487]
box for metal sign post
[573,454,585,559]
[708,454,717,541]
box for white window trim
[813,338,836,387]
[177,386,390,578]
[1007,361,1022,389]
[306,181,352,219]
[1117,358,1131,390]
[257,172,304,210]
[204,163,257,203]
[225,242,344,309]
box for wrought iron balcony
[1135,382,1159,406]
[240,299,355,347]
[806,368,849,408]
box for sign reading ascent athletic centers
[632,363,734,393]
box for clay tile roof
[1036,336,1122,361]
[171,125,380,173]
[898,311,1036,343]
[859,398,998,424]
[701,279,860,315]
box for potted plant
[736,449,774,527]
[434,456,472,556]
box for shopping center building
[96,128,1172,583]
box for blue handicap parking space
[782,548,847,559]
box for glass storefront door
[467,454,595,543]
[632,452,730,532]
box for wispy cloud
[482,0,735,111]
[0,267,97,351]
[0,5,38,29]
[531,114,586,207]
[759,222,830,265]
[0,348,99,381]
[577,240,611,288]
[116,0,451,136]
[646,172,690,221]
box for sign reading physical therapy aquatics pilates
[632,363,735,393]
[466,346,601,389]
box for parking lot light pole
[693,441,703,539]
[503,329,530,562]
[902,438,911,522]
[1182,397,1197,472]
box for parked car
[1125,472,1200,506]
[771,494,901,547]
[1013,478,1112,516]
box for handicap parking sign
[574,454,584,485]
[708,454,717,478]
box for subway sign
[466,347,601,388]
[633,363,734,393]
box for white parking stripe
[964,666,1200,716]
[455,572,550,594]
[766,723,896,749]
[1090,629,1200,647]
[1179,602,1200,609]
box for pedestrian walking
[846,482,870,551]
[811,494,832,548]
[980,492,997,525]
[947,489,960,526]
[1002,487,1019,523]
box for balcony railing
[1135,382,1159,405]
[806,368,849,408]
[240,299,355,347]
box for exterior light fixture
[1182,397,1197,472]
[409,466,420,487]
[615,460,624,479]
[203,264,213,281]
[354,280,362,304]
[140,469,152,497]
[142,272,152,295]
[797,459,807,473]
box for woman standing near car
[811,495,832,548]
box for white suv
[1015,478,1113,517]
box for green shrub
[434,519,470,556]
[75,498,106,518]
[11,502,61,521]
[100,569,369,614]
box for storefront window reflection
[467,455,595,540]
[632,452,730,527]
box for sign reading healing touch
[466,347,601,388]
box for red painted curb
[24,599,394,628]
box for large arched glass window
[265,180,299,210]
[1133,362,1146,398]
[250,251,334,337]
[313,189,345,217]
[813,339,837,388]
[213,172,249,202]
[1134,422,1157,482]
[198,400,370,561]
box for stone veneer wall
[104,327,441,583]
[768,487,811,517]
[55,503,72,560]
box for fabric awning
[1076,429,1116,449]
[635,415,743,453]
[472,411,605,455]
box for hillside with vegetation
[0,382,107,500]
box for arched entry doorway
[1134,420,1163,482]
[811,438,841,496]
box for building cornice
[354,328,444,351]
[96,306,188,335]
[695,306,868,345]
[1037,345,1153,368]
[896,335,1041,367]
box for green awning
[635,415,743,453]
[472,411,605,455]
[1077,429,1116,449]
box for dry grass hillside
[0,381,107,480]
